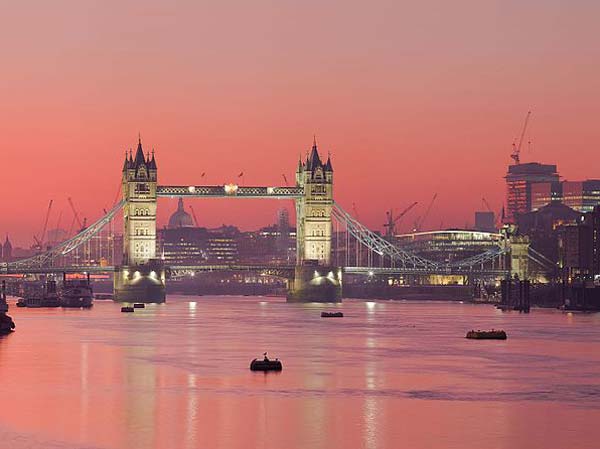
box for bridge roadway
[2,264,509,278]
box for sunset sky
[1,0,599,247]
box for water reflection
[0,297,599,449]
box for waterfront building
[558,222,592,281]
[396,230,502,265]
[517,201,581,268]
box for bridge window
[311,185,326,195]
[135,183,150,194]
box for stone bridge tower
[288,139,342,302]
[114,139,166,303]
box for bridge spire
[134,136,145,167]
[122,150,129,170]
[148,148,157,170]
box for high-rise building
[562,180,600,213]
[531,181,562,211]
[505,162,560,223]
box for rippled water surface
[1,296,600,449]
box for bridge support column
[287,265,342,303]
[509,235,530,280]
[114,261,166,303]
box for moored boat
[94,293,114,300]
[60,274,93,308]
[0,281,15,335]
[21,280,60,308]
[121,306,135,313]
[0,313,14,335]
[466,329,507,340]
[321,311,343,318]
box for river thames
[1,296,599,449]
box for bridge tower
[288,139,342,302]
[113,139,166,303]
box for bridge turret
[115,138,165,303]
[121,137,158,266]
[289,138,341,302]
[295,137,334,265]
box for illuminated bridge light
[224,184,238,195]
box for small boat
[321,311,343,318]
[133,303,145,309]
[466,329,507,340]
[121,306,135,313]
[250,353,282,371]
[94,293,113,300]
[16,299,27,308]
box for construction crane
[510,110,532,165]
[189,205,200,227]
[68,197,86,233]
[414,193,438,232]
[282,174,289,186]
[33,199,53,250]
[482,197,493,212]
[54,210,63,243]
[383,202,418,238]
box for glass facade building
[505,162,560,223]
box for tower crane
[68,197,86,233]
[33,199,53,250]
[510,110,531,165]
[482,197,493,212]
[282,174,289,186]
[189,205,200,227]
[383,202,418,238]
[414,193,438,232]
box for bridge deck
[157,185,303,199]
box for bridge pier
[287,265,342,302]
[114,261,166,303]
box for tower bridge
[1,137,548,302]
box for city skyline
[2,136,598,248]
[1,1,599,245]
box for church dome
[168,198,195,229]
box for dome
[168,198,195,229]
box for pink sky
[1,0,599,246]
